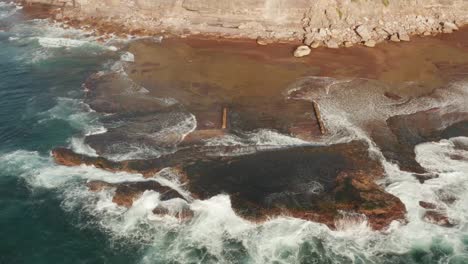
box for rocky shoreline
[20,0,468,55]
[44,27,468,231]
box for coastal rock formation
[22,0,468,49]
[87,180,186,207]
[52,141,406,230]
[423,210,456,227]
[52,147,170,176]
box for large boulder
[293,45,311,57]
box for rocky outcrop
[87,180,186,207]
[52,147,170,176]
[423,210,456,227]
[21,0,468,50]
[385,109,468,173]
[52,141,406,230]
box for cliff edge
[22,0,468,48]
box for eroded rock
[86,180,186,207]
[423,210,456,227]
[153,205,194,220]
[419,201,437,209]
[55,141,406,230]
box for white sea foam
[3,137,467,263]
[120,51,135,62]
[0,1,20,18]
[37,37,90,48]
[203,129,312,156]
[39,97,105,135]
[70,137,98,157]
[5,16,118,65]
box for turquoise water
[0,3,143,263]
[1,2,468,264]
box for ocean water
[1,2,468,264]
[0,2,142,263]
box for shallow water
[1,2,468,264]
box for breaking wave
[2,129,467,263]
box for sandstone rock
[385,109,468,173]
[256,37,269,46]
[86,180,113,191]
[398,32,410,41]
[55,142,406,231]
[303,33,315,46]
[52,147,167,177]
[443,21,459,31]
[355,25,372,41]
[343,41,353,48]
[317,28,328,39]
[153,206,194,220]
[423,210,455,227]
[86,179,187,208]
[442,27,453,34]
[390,34,400,42]
[293,45,311,57]
[22,0,468,48]
[364,40,376,47]
[310,41,321,48]
[184,141,406,230]
[325,39,339,49]
[419,201,437,209]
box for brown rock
[423,210,455,227]
[55,142,406,231]
[52,148,167,177]
[384,92,402,100]
[153,206,194,220]
[419,201,437,209]
[86,180,113,191]
[184,141,406,230]
[256,37,270,46]
[86,180,186,207]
